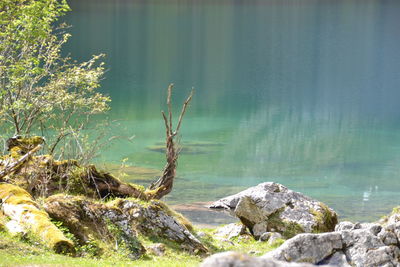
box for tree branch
[0,144,42,180]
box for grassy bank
[0,226,282,267]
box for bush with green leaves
[0,0,110,160]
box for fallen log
[0,183,74,254]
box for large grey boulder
[209,182,338,238]
[200,251,324,267]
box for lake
[64,0,400,223]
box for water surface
[65,0,400,223]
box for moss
[0,210,8,231]
[391,206,400,214]
[0,183,37,206]
[250,207,305,239]
[128,183,146,193]
[65,166,90,194]
[7,136,45,158]
[0,184,74,254]
[281,221,304,238]
[311,203,338,233]
[144,186,164,200]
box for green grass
[0,251,200,267]
[0,226,282,267]
[0,231,200,267]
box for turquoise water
[64,0,400,222]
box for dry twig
[0,144,42,180]
[148,84,194,199]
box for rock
[378,229,398,246]
[335,221,356,231]
[201,251,264,267]
[259,232,283,244]
[267,233,283,245]
[200,251,321,267]
[340,225,400,267]
[147,243,166,256]
[262,218,400,267]
[209,182,338,238]
[319,252,351,267]
[259,232,272,242]
[44,195,207,258]
[263,232,342,264]
[214,223,248,240]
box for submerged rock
[209,182,338,238]
[148,140,224,155]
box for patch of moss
[0,211,8,231]
[64,166,93,195]
[311,203,338,233]
[391,206,400,214]
[7,136,45,158]
[0,184,74,254]
[281,221,304,238]
[104,218,144,259]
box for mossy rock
[44,195,206,258]
[311,203,338,233]
[213,183,338,240]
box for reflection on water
[65,0,400,222]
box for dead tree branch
[148,84,194,199]
[0,144,42,180]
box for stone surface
[319,252,351,267]
[267,233,283,245]
[214,223,248,240]
[263,219,400,267]
[44,195,207,258]
[209,182,338,238]
[147,243,166,256]
[259,232,283,245]
[335,221,356,231]
[263,232,342,264]
[200,251,322,267]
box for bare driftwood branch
[148,84,194,199]
[0,144,42,180]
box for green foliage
[0,0,110,161]
[52,219,102,257]
[104,218,143,259]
